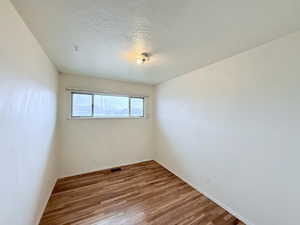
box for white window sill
[68,116,146,120]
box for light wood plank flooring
[39,161,245,225]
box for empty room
[1,0,300,225]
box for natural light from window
[71,92,144,118]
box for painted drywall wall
[155,31,300,225]
[58,74,154,177]
[0,1,58,225]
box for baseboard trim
[39,160,154,223]
[58,159,154,181]
[155,160,255,225]
[42,159,254,225]
[36,177,58,225]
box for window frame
[69,90,146,119]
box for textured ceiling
[11,0,300,84]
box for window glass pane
[72,93,92,117]
[94,95,129,117]
[130,98,144,117]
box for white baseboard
[155,160,255,225]
[39,159,254,225]
[36,178,57,225]
[59,158,153,179]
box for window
[130,97,144,117]
[94,95,129,117]
[72,93,93,117]
[71,92,145,118]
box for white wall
[0,1,58,225]
[3,1,299,224]
[155,31,300,225]
[58,74,154,177]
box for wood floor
[39,161,245,225]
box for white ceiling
[11,0,300,84]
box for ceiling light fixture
[136,52,150,64]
